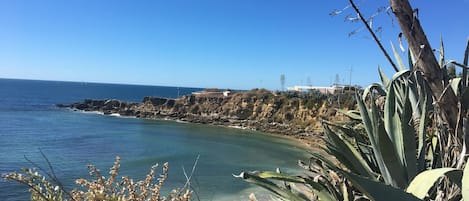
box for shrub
[2,156,192,201]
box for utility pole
[349,66,353,87]
[334,74,340,86]
[280,74,285,91]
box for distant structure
[287,84,358,94]
[192,89,232,97]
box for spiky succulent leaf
[235,172,307,201]
[324,125,376,179]
[401,85,417,182]
[439,36,445,68]
[408,48,415,71]
[362,83,386,100]
[337,109,362,121]
[340,170,422,201]
[407,168,461,199]
[462,160,469,201]
[450,77,462,96]
[379,66,391,89]
[391,42,407,71]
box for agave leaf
[401,86,417,181]
[462,38,468,87]
[341,170,422,201]
[450,77,462,97]
[389,70,412,112]
[362,83,386,100]
[325,144,356,174]
[448,60,469,69]
[407,77,420,117]
[384,72,411,145]
[341,182,351,201]
[256,170,339,201]
[406,73,427,173]
[322,121,367,145]
[462,89,469,109]
[408,48,415,71]
[391,70,411,82]
[374,102,407,188]
[309,152,341,171]
[309,152,361,200]
[416,90,428,172]
[256,171,306,183]
[429,133,439,167]
[235,172,307,201]
[384,85,400,147]
[309,151,358,200]
[382,84,410,188]
[439,36,445,68]
[391,41,407,71]
[307,182,337,201]
[356,93,376,149]
[462,159,469,200]
[446,169,463,188]
[337,109,362,121]
[323,125,376,179]
[407,72,428,123]
[324,122,377,171]
[357,92,402,186]
[378,66,391,89]
[356,94,387,175]
[294,173,340,201]
[406,168,461,199]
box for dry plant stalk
[3,156,192,201]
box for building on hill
[287,84,359,94]
[192,89,232,97]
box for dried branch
[349,0,399,72]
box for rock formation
[58,89,354,143]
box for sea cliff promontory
[58,89,355,145]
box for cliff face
[60,89,350,141]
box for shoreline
[58,91,331,152]
[68,106,323,153]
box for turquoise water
[0,78,309,200]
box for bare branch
[349,0,400,72]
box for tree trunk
[389,0,459,131]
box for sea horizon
[0,77,241,92]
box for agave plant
[238,0,469,198]
[237,38,469,200]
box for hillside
[59,89,355,146]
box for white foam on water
[74,109,104,115]
[110,113,121,117]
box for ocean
[0,78,309,200]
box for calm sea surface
[0,78,309,200]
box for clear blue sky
[0,0,468,90]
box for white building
[287,84,356,94]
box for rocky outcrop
[58,89,351,142]
[58,99,140,115]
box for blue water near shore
[0,78,309,200]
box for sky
[0,0,468,90]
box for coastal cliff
[58,89,355,144]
